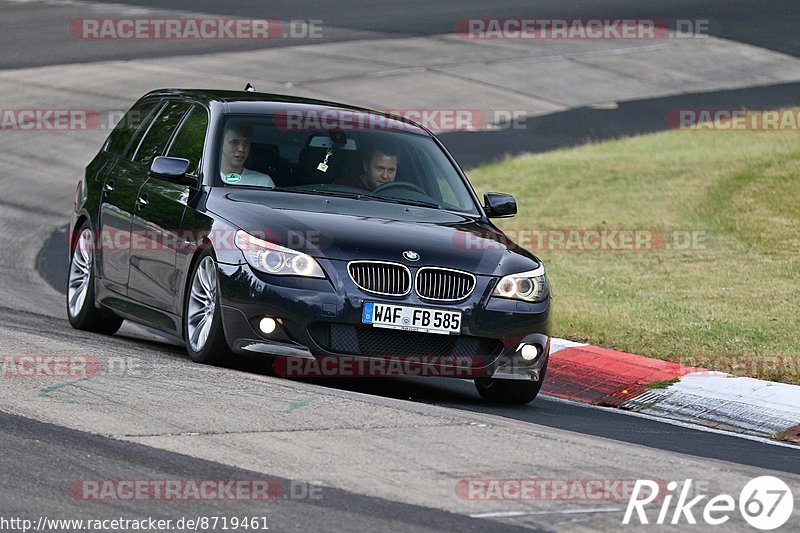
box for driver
[335,147,397,191]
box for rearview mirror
[149,156,196,186]
[307,135,357,150]
[484,192,517,218]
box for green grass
[643,378,681,389]
[466,115,800,384]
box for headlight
[492,265,548,302]
[234,230,325,278]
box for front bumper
[216,259,551,380]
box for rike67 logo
[624,476,794,530]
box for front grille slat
[348,261,411,296]
[416,267,476,302]
[312,323,504,364]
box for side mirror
[149,156,196,186]
[484,192,517,218]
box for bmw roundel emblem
[403,250,420,261]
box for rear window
[132,101,192,167]
[167,105,209,176]
[104,100,161,158]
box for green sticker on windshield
[223,173,242,184]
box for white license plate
[362,302,461,335]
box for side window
[166,106,208,176]
[104,100,161,158]
[132,101,192,167]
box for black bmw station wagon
[68,88,551,404]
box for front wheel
[66,223,123,334]
[474,377,544,405]
[183,252,232,365]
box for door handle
[103,182,114,194]
[135,195,149,209]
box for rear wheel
[66,223,123,334]
[474,375,544,405]
[183,252,232,365]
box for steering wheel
[372,181,427,196]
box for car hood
[207,189,539,276]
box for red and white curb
[544,339,800,444]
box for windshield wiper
[273,188,440,208]
[359,194,441,209]
[271,188,362,199]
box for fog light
[520,344,541,361]
[259,317,277,335]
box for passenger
[220,123,275,187]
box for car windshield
[215,113,480,214]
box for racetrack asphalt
[439,81,800,169]
[0,410,537,533]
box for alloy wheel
[187,256,218,352]
[67,228,93,318]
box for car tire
[183,251,232,365]
[66,222,124,334]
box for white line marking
[542,394,800,449]
[549,337,589,354]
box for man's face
[222,129,251,172]
[363,152,398,190]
